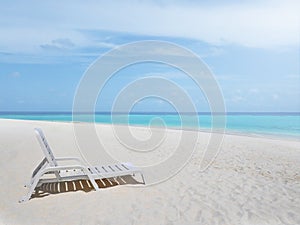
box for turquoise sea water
[0,112,299,139]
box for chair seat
[58,163,140,178]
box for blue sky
[0,0,299,112]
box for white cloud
[249,88,259,94]
[9,72,21,78]
[200,47,225,58]
[0,0,299,55]
[139,72,189,80]
[286,74,300,79]
[231,95,244,103]
[0,27,87,53]
[40,38,75,51]
[272,93,279,100]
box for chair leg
[19,175,41,203]
[83,169,99,191]
[87,176,100,191]
[140,173,146,184]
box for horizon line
[0,111,299,115]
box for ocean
[0,112,299,139]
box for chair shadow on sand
[31,175,143,199]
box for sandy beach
[0,118,299,225]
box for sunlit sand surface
[0,119,299,225]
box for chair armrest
[41,164,90,174]
[55,157,86,165]
[32,158,48,178]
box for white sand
[0,119,299,225]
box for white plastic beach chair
[19,128,145,203]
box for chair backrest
[34,128,58,167]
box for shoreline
[0,118,299,142]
